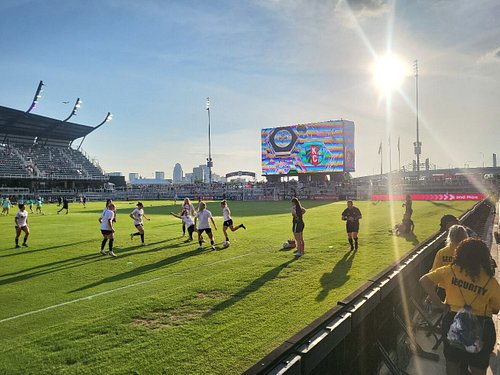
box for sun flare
[373,54,408,95]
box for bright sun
[373,54,408,94]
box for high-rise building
[129,172,139,182]
[192,166,204,183]
[155,171,165,180]
[173,163,183,183]
[200,165,210,183]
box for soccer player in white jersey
[170,209,195,241]
[180,198,196,237]
[194,201,217,250]
[99,202,117,257]
[14,204,30,248]
[220,200,246,245]
[129,201,150,245]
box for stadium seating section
[0,143,105,180]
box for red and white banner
[371,193,486,201]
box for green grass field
[0,199,475,374]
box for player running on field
[130,201,150,245]
[341,200,362,251]
[220,200,246,245]
[194,201,217,250]
[14,203,30,248]
[35,196,44,215]
[2,197,12,216]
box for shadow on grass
[0,237,188,285]
[203,259,296,317]
[428,201,462,210]
[0,253,103,285]
[70,246,208,293]
[316,248,357,302]
[404,232,420,246]
[0,239,96,258]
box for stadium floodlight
[413,60,422,176]
[76,112,113,150]
[63,98,82,122]
[206,97,213,184]
[26,80,44,113]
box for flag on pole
[397,136,400,152]
[378,141,382,155]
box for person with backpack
[420,238,500,374]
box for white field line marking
[0,251,253,324]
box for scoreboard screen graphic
[261,120,355,175]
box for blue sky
[1,0,499,179]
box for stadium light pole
[26,80,44,113]
[77,112,113,150]
[206,97,213,184]
[413,60,422,178]
[63,98,82,122]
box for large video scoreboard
[261,120,355,176]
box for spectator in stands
[14,203,30,248]
[291,197,306,258]
[440,214,477,237]
[57,197,69,214]
[220,200,246,245]
[341,200,362,251]
[2,197,12,216]
[194,201,217,251]
[419,238,500,375]
[129,202,150,246]
[99,202,117,257]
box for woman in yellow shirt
[420,238,500,374]
[431,224,469,271]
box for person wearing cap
[130,202,150,246]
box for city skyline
[1,1,499,179]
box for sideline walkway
[407,199,499,374]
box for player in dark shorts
[220,200,246,245]
[291,197,306,257]
[99,202,117,257]
[57,197,69,214]
[341,200,362,251]
[14,203,30,248]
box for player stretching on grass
[14,204,30,248]
[341,200,362,251]
[291,197,306,257]
[130,201,150,246]
[170,209,195,242]
[99,202,117,257]
[194,201,217,250]
[220,200,246,245]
